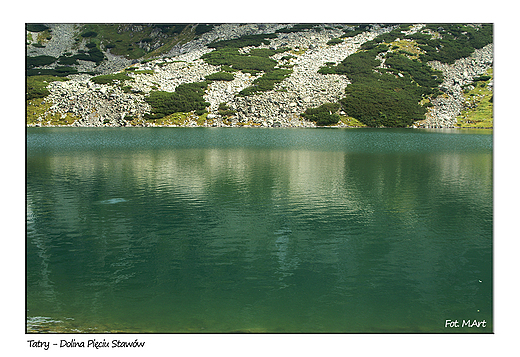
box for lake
[26,127,493,333]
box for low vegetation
[26,24,50,32]
[276,24,320,33]
[239,68,292,96]
[327,38,343,46]
[456,68,493,128]
[202,48,278,74]
[26,75,69,100]
[205,71,235,81]
[302,103,341,126]
[25,23,492,128]
[218,103,236,117]
[91,73,133,85]
[26,97,79,126]
[207,33,277,49]
[144,82,209,120]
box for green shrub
[340,28,364,38]
[27,55,57,68]
[72,47,105,63]
[318,49,380,79]
[202,48,278,73]
[205,71,234,81]
[385,53,443,89]
[302,103,341,126]
[474,75,491,82]
[81,31,98,38]
[218,103,236,116]
[144,82,209,120]
[340,79,427,127]
[416,24,493,64]
[26,24,50,32]
[239,68,292,96]
[26,66,78,77]
[91,73,132,84]
[327,38,343,46]
[207,33,277,49]
[195,24,214,36]
[248,47,290,57]
[58,56,79,65]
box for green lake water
[26,127,493,333]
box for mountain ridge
[26,23,493,128]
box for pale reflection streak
[32,147,491,301]
[26,197,58,305]
[38,149,374,286]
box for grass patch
[339,115,367,127]
[152,112,189,126]
[456,68,493,128]
[290,47,307,56]
[26,75,69,100]
[26,98,80,126]
[388,39,424,59]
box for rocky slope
[26,23,493,128]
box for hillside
[26,23,493,128]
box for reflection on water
[26,128,492,333]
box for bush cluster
[218,103,236,117]
[26,24,50,32]
[205,71,235,81]
[318,49,380,79]
[27,45,106,76]
[27,55,57,68]
[407,24,493,64]
[91,73,132,84]
[317,44,442,127]
[207,33,277,49]
[194,24,215,36]
[239,68,292,96]
[27,66,78,77]
[384,53,443,89]
[144,82,209,120]
[302,103,340,126]
[202,48,277,73]
[327,38,343,46]
[340,79,427,127]
[473,75,491,82]
[81,31,98,38]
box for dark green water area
[26,128,492,333]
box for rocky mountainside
[26,23,493,128]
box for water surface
[26,128,493,333]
